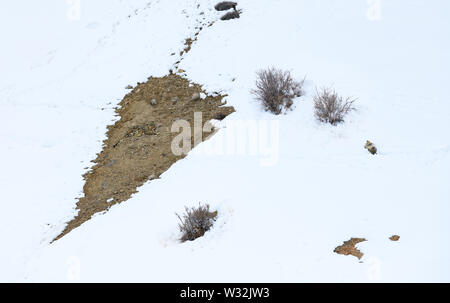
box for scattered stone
[334,238,367,260]
[172,97,179,104]
[389,235,400,241]
[178,69,186,74]
[150,98,158,106]
[215,1,237,11]
[52,74,235,242]
[221,10,240,20]
[214,113,227,121]
[191,92,201,101]
[125,85,133,89]
[105,160,116,167]
[365,140,377,155]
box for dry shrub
[313,88,356,125]
[176,203,218,242]
[252,68,304,115]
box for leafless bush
[252,68,304,115]
[313,88,356,125]
[176,203,218,242]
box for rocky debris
[52,74,235,242]
[126,123,158,137]
[105,160,116,167]
[215,1,237,11]
[221,10,241,21]
[390,235,400,241]
[182,38,195,56]
[172,97,179,104]
[125,85,133,89]
[365,140,377,155]
[214,113,227,121]
[191,92,201,101]
[150,98,158,106]
[334,238,367,260]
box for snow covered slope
[1,0,449,282]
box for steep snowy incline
[1,0,449,282]
[0,0,226,281]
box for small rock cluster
[389,235,400,241]
[215,1,241,21]
[215,1,237,11]
[334,238,367,260]
[148,93,202,106]
[365,140,377,155]
[191,92,201,101]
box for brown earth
[334,238,367,260]
[389,235,400,241]
[53,74,234,241]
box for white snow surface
[0,0,449,282]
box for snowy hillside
[1,0,449,282]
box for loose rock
[191,92,201,101]
[389,235,400,241]
[334,238,367,260]
[215,2,237,11]
[221,10,240,20]
[365,140,377,155]
[150,98,158,106]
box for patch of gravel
[334,238,367,260]
[53,74,234,241]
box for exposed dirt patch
[173,29,203,73]
[180,36,196,57]
[334,238,367,260]
[389,235,400,241]
[53,74,234,241]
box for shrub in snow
[313,88,356,125]
[176,203,218,242]
[252,68,304,115]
